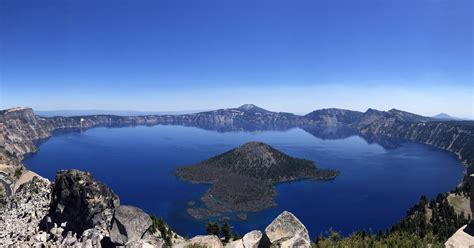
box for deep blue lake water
[24,125,464,239]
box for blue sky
[1,0,473,117]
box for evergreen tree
[206,222,220,236]
[221,221,232,242]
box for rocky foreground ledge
[0,169,311,247]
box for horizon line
[2,105,471,120]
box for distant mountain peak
[237,104,269,112]
[433,113,456,120]
[238,104,258,110]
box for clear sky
[1,0,473,118]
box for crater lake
[23,125,465,238]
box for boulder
[109,205,153,246]
[44,170,119,236]
[175,235,223,248]
[264,211,310,248]
[242,230,263,248]
[226,239,243,248]
[226,230,262,248]
[33,231,49,242]
[126,239,163,248]
[445,224,474,248]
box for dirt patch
[0,164,15,176]
[13,170,42,193]
[447,193,471,218]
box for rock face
[44,170,119,236]
[0,108,51,165]
[0,168,169,247]
[110,205,153,246]
[264,211,311,248]
[356,109,474,165]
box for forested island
[176,142,338,218]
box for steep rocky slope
[0,107,51,165]
[304,108,363,126]
[356,109,474,164]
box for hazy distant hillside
[34,109,207,117]
[432,113,467,120]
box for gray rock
[110,205,152,246]
[33,231,48,242]
[126,239,163,248]
[50,225,65,239]
[242,230,262,248]
[445,224,474,248]
[83,239,94,248]
[264,211,310,248]
[175,235,223,248]
[226,230,262,248]
[0,176,51,244]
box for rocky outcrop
[0,107,51,165]
[264,211,311,248]
[110,205,153,246]
[445,224,474,248]
[43,170,120,236]
[226,211,311,248]
[226,230,262,248]
[175,235,224,248]
[0,170,115,247]
[0,169,168,247]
